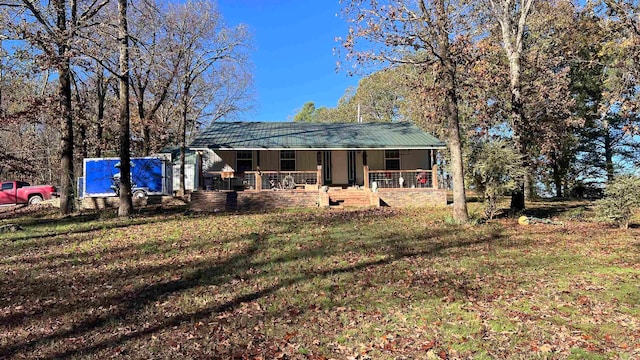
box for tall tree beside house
[168,0,253,196]
[85,0,136,215]
[0,0,110,215]
[560,2,640,186]
[515,0,580,197]
[485,0,536,210]
[116,0,134,216]
[339,0,473,223]
[469,1,600,198]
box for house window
[236,151,253,173]
[280,150,296,171]
[385,150,400,170]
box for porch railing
[366,167,439,189]
[203,172,246,191]
[244,170,320,190]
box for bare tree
[339,0,473,223]
[129,0,184,156]
[0,0,110,214]
[167,0,253,196]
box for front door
[347,150,357,185]
[323,151,332,185]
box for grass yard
[0,201,638,359]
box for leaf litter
[0,202,638,359]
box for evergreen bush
[595,175,640,229]
[466,139,525,219]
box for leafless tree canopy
[0,0,254,212]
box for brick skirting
[190,188,446,212]
[190,190,320,212]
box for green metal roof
[189,122,446,150]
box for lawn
[0,201,638,359]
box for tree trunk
[509,55,527,211]
[95,64,105,157]
[58,60,75,215]
[178,93,188,197]
[551,152,562,197]
[79,124,87,159]
[436,0,468,223]
[143,125,151,156]
[134,86,152,156]
[603,121,614,181]
[55,0,75,215]
[117,0,133,216]
[492,0,535,212]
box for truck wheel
[28,195,43,205]
[133,190,147,199]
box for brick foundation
[190,188,446,212]
[190,190,320,212]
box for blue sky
[217,0,360,121]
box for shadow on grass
[524,204,591,219]
[0,208,535,359]
[0,207,192,244]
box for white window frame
[236,150,253,173]
[385,150,400,170]
[280,150,296,171]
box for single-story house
[188,121,448,210]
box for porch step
[327,189,377,207]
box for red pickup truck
[0,181,58,205]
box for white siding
[173,164,196,191]
[201,149,226,172]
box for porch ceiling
[189,122,446,150]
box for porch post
[363,165,370,189]
[432,165,438,189]
[317,165,323,186]
[255,171,262,191]
[197,151,204,190]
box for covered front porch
[188,121,448,209]
[200,149,440,191]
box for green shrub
[595,175,640,229]
[466,139,525,219]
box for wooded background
[0,0,638,219]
